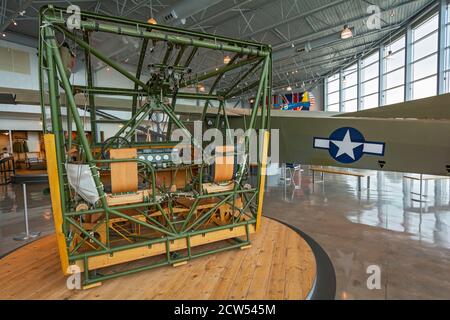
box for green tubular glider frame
[39,5,272,286]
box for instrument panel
[137,148,178,168]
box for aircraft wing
[233,93,450,176]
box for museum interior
[0,0,449,301]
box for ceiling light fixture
[223,55,231,64]
[13,20,17,26]
[340,25,353,39]
[147,18,157,25]
[286,85,292,92]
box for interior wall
[27,131,40,153]
[0,133,9,152]
[310,80,324,111]
[0,40,86,91]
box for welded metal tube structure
[39,5,271,286]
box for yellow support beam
[256,130,270,231]
[44,134,70,275]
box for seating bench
[310,166,371,191]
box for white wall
[27,131,40,152]
[0,39,246,135]
[0,118,42,131]
[0,40,39,90]
[0,40,86,90]
[310,81,324,111]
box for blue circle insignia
[328,127,365,164]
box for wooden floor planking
[0,217,316,300]
[271,223,291,299]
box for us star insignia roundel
[313,127,385,164]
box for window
[361,78,378,96]
[386,68,405,88]
[412,76,437,99]
[447,2,450,24]
[445,4,450,93]
[385,48,405,73]
[383,35,405,105]
[343,99,357,112]
[342,64,357,112]
[413,54,437,80]
[361,52,379,109]
[326,73,340,111]
[411,13,439,99]
[413,13,438,42]
[385,86,404,105]
[412,32,438,60]
[362,93,379,110]
[322,8,446,109]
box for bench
[310,166,371,191]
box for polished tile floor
[0,183,53,257]
[264,167,450,300]
[0,167,449,299]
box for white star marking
[331,130,363,160]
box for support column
[43,27,67,219]
[357,57,362,111]
[379,45,386,106]
[131,38,149,142]
[83,31,98,144]
[8,130,12,153]
[405,25,413,101]
[339,68,344,112]
[438,0,447,94]
[47,26,111,246]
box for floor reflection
[0,183,53,256]
[1,167,449,299]
[264,165,450,299]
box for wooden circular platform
[0,217,316,300]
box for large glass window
[361,52,379,109]
[326,73,340,111]
[411,13,439,99]
[385,86,404,105]
[323,7,445,109]
[342,64,357,112]
[445,3,450,93]
[412,76,437,100]
[382,35,405,105]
